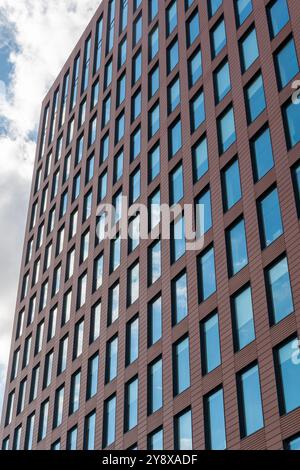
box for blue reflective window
[149,64,159,98]
[103,395,116,448]
[173,337,190,395]
[188,48,202,87]
[275,38,299,90]
[87,354,99,399]
[149,143,160,182]
[171,215,186,263]
[222,158,242,212]
[149,103,160,139]
[258,187,283,248]
[283,99,300,149]
[174,409,193,450]
[186,11,200,48]
[173,272,188,324]
[238,364,264,437]
[201,312,222,374]
[209,0,222,18]
[193,136,208,182]
[198,246,216,302]
[218,106,236,154]
[275,338,300,415]
[226,218,248,277]
[267,0,290,38]
[167,39,179,74]
[204,388,226,450]
[133,14,142,46]
[148,358,163,414]
[266,257,294,325]
[106,336,118,383]
[232,285,255,351]
[245,74,266,123]
[149,26,159,61]
[211,18,226,58]
[235,0,252,27]
[84,411,96,450]
[292,162,300,218]
[195,187,212,236]
[125,377,138,431]
[214,60,231,103]
[148,296,162,346]
[190,90,205,132]
[166,0,177,36]
[170,164,184,204]
[169,118,182,158]
[251,127,274,181]
[285,434,300,450]
[148,428,163,450]
[168,76,181,114]
[240,27,259,72]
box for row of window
[3,334,300,450]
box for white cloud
[0,0,101,414]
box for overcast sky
[0,0,101,415]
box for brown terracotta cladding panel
[0,0,300,450]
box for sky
[0,0,101,416]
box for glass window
[100,132,110,163]
[24,413,35,450]
[195,187,212,237]
[211,18,226,58]
[149,0,158,22]
[149,240,161,285]
[214,59,231,103]
[209,0,222,17]
[188,47,202,87]
[118,36,127,68]
[226,218,248,277]
[221,158,242,211]
[30,364,40,402]
[170,164,183,204]
[131,126,141,161]
[84,411,96,450]
[149,102,160,139]
[245,73,266,123]
[114,150,123,183]
[98,171,108,203]
[251,126,274,181]
[201,312,221,374]
[126,316,139,365]
[204,388,226,450]
[149,143,160,182]
[77,272,87,308]
[57,335,68,375]
[265,256,294,325]
[173,336,190,395]
[93,254,103,291]
[284,434,300,450]
[115,111,125,143]
[149,188,161,230]
[283,98,300,149]
[103,395,116,448]
[69,370,81,415]
[237,364,264,437]
[148,357,163,414]
[148,428,163,450]
[166,0,177,36]
[171,215,186,263]
[257,187,283,248]
[90,301,101,343]
[274,38,299,90]
[231,285,255,351]
[53,386,64,429]
[198,246,216,302]
[240,27,259,72]
[106,336,118,383]
[186,10,200,48]
[43,351,53,389]
[117,73,126,107]
[133,14,142,46]
[86,354,99,399]
[102,94,111,128]
[73,319,84,359]
[174,408,193,450]
[38,399,49,441]
[128,262,139,304]
[148,296,162,346]
[132,49,142,84]
[132,89,141,121]
[292,162,300,218]
[168,76,180,114]
[167,38,179,74]
[108,282,120,325]
[193,136,208,182]
[128,214,140,253]
[190,90,205,132]
[66,426,78,450]
[130,168,141,204]
[172,272,188,325]
[149,26,159,61]
[149,63,159,98]
[217,106,236,154]
[267,0,290,38]
[235,0,252,27]
[168,117,182,158]
[124,377,138,432]
[104,59,113,89]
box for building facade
[1,0,300,451]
